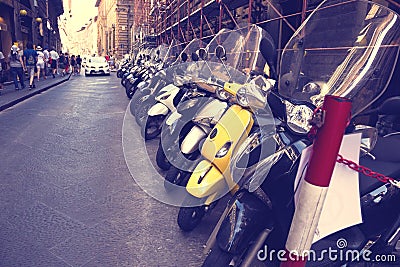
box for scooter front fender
[165,111,183,126]
[217,190,273,254]
[148,102,169,116]
[186,160,226,200]
[181,126,207,154]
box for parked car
[85,56,110,76]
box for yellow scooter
[177,45,275,231]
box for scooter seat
[358,135,400,196]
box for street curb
[0,73,72,112]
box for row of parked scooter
[118,1,400,266]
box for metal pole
[248,0,252,24]
[219,0,222,32]
[281,95,352,267]
[177,0,181,42]
[186,0,190,41]
[200,0,204,40]
[301,0,307,24]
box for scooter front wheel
[125,83,135,99]
[156,140,171,170]
[163,166,190,191]
[121,77,127,86]
[141,115,165,140]
[177,203,206,232]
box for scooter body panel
[148,102,169,116]
[181,126,207,154]
[202,105,253,177]
[165,111,183,126]
[186,160,226,199]
[155,84,180,112]
[193,99,228,126]
[186,106,254,201]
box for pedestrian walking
[0,50,5,94]
[49,48,59,78]
[70,55,76,75]
[8,45,25,90]
[36,46,46,81]
[23,42,38,89]
[58,52,65,76]
[76,55,82,74]
[43,47,50,76]
[109,55,115,70]
[64,53,70,74]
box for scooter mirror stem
[215,45,232,81]
[281,95,352,267]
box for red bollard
[280,95,352,267]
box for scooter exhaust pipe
[241,228,273,267]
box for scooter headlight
[236,87,249,107]
[216,142,232,158]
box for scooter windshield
[278,0,400,116]
[206,28,246,68]
[193,28,252,88]
[163,39,181,66]
[237,24,269,76]
[206,25,270,74]
[195,24,272,85]
[155,44,168,62]
[149,46,160,63]
[172,38,206,65]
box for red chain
[307,108,398,187]
[337,154,396,184]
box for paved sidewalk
[0,73,71,112]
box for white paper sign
[294,133,363,243]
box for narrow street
[0,1,399,266]
[0,73,217,266]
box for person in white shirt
[43,48,50,76]
[49,48,59,78]
[36,46,46,81]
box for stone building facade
[95,0,134,59]
[0,0,63,54]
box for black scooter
[201,1,400,266]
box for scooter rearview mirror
[181,52,188,62]
[198,48,207,60]
[215,45,226,60]
[191,52,199,62]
